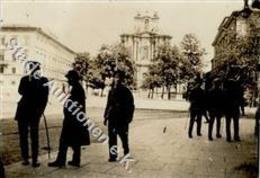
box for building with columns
[120,12,172,87]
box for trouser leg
[72,145,81,164]
[188,111,196,137]
[108,122,117,159]
[118,125,129,155]
[197,112,202,136]
[18,120,29,161]
[216,115,222,137]
[56,135,69,164]
[0,158,5,178]
[233,114,240,140]
[208,113,215,139]
[30,119,40,163]
[225,115,232,141]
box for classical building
[120,12,172,87]
[212,1,260,69]
[0,25,76,104]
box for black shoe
[208,137,213,141]
[197,133,202,136]
[108,158,117,162]
[226,138,232,142]
[48,161,65,168]
[188,134,193,138]
[234,137,241,142]
[216,134,222,138]
[22,160,30,166]
[68,161,80,167]
[32,162,40,168]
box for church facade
[120,12,172,88]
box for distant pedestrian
[15,61,49,167]
[48,70,90,168]
[104,70,135,162]
[208,79,225,141]
[224,79,242,142]
[188,80,205,138]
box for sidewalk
[5,114,258,178]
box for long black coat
[61,82,90,146]
[15,75,49,121]
[104,84,135,127]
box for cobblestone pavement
[4,109,258,178]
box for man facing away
[208,78,225,141]
[224,79,242,142]
[103,70,135,162]
[188,79,205,138]
[15,61,49,167]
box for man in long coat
[104,70,135,162]
[15,61,49,167]
[48,70,90,167]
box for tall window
[0,66,4,73]
[12,67,16,74]
[0,49,4,61]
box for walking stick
[42,113,51,159]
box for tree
[212,20,259,87]
[180,33,205,77]
[144,44,186,100]
[93,43,136,91]
[73,52,91,80]
[141,65,162,99]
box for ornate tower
[120,12,172,88]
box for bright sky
[1,0,245,71]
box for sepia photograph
[0,0,259,177]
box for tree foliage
[180,33,205,77]
[212,19,259,88]
[93,43,136,88]
[143,44,198,99]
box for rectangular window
[1,37,5,46]
[0,66,4,73]
[0,55,4,61]
[12,67,16,74]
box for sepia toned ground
[2,107,258,178]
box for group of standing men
[14,61,135,168]
[188,77,244,142]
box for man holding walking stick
[15,61,49,167]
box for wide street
[3,107,258,178]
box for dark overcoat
[104,84,135,128]
[61,82,90,146]
[15,75,49,121]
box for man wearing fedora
[15,61,49,167]
[48,70,90,168]
[104,70,135,162]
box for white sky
[1,0,245,71]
